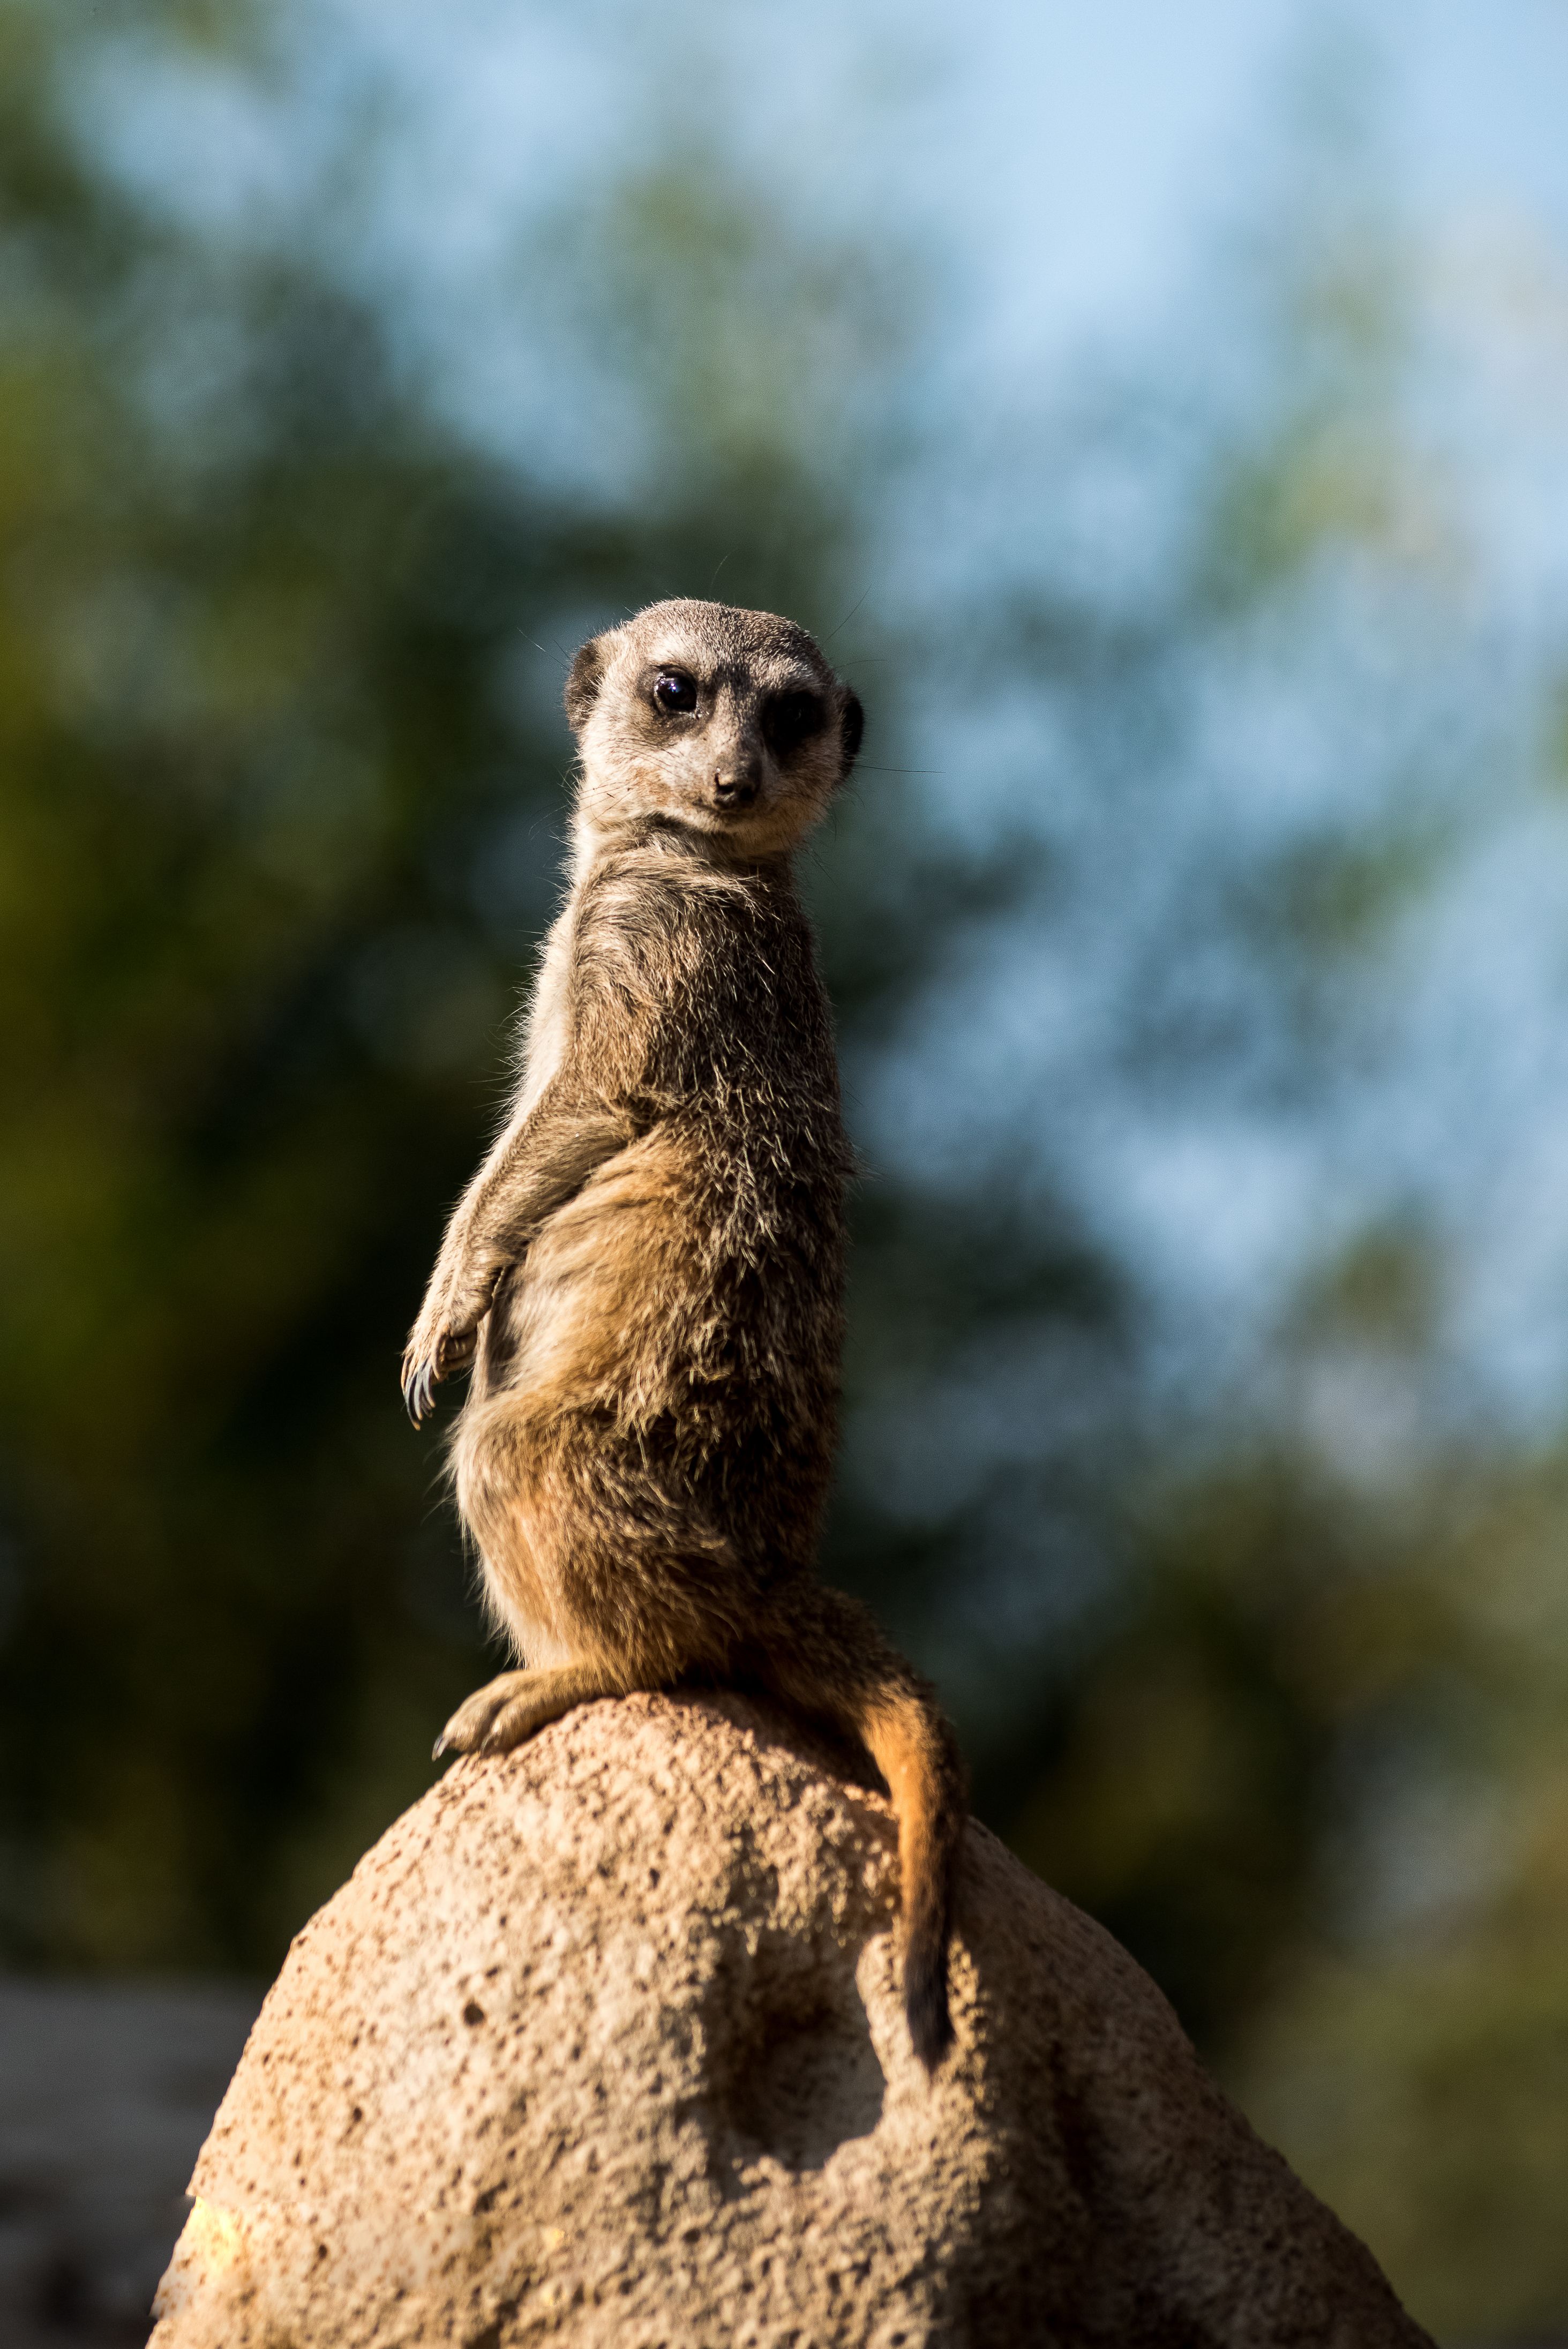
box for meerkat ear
[565,636,606,734]
[838,689,865,782]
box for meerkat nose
[712,771,759,808]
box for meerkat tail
[759,1587,966,2072]
[856,1681,965,2069]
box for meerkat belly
[479,1129,695,1409]
[489,1124,820,1424]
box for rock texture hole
[726,1986,884,2172]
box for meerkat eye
[762,690,824,756]
[652,669,699,715]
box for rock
[150,1692,1431,2348]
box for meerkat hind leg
[433,1662,621,1759]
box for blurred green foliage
[4,7,1568,2338]
[1231,1451,1568,2341]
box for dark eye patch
[762,690,824,756]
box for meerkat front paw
[400,1316,479,1425]
[432,1671,534,1756]
[401,1227,516,1422]
[433,1664,612,1758]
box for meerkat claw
[433,1671,534,1759]
[401,1326,482,1426]
[402,1356,439,1425]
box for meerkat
[401,597,966,2069]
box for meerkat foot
[432,1663,616,1759]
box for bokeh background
[4,0,1568,2339]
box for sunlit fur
[402,597,966,2070]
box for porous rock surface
[151,1692,1430,2348]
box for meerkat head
[563,598,864,857]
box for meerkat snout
[708,702,765,809]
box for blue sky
[294,0,1568,371]
[102,1,1568,440]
